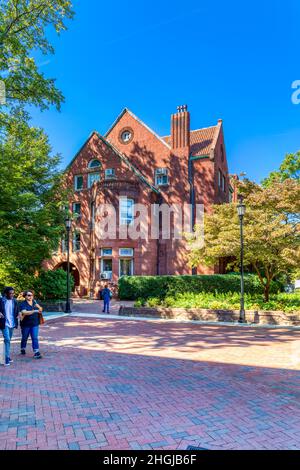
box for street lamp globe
[237,196,246,217]
[65,217,72,230]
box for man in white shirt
[0,287,19,367]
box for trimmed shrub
[32,269,74,301]
[118,274,284,301]
[161,292,300,313]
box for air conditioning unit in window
[101,272,112,280]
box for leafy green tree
[0,0,74,112]
[0,1,74,291]
[0,115,69,283]
[262,152,300,187]
[188,178,300,302]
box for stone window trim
[118,127,134,145]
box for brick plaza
[1,315,300,450]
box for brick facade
[44,106,231,298]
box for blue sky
[30,0,300,182]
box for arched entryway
[54,262,80,292]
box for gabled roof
[162,125,219,157]
[105,107,171,149]
[66,131,160,194]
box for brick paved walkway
[1,316,300,450]
[72,299,134,315]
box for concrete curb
[44,311,300,330]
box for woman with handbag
[20,291,44,359]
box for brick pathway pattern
[1,316,300,450]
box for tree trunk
[264,283,270,302]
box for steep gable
[66,131,159,194]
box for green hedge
[118,274,284,301]
[32,269,74,301]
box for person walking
[0,287,20,367]
[20,291,43,359]
[101,284,112,314]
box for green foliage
[32,269,74,300]
[0,0,74,112]
[0,1,74,287]
[188,176,300,301]
[118,274,284,301]
[142,291,300,314]
[262,152,300,187]
[0,115,69,275]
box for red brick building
[44,106,232,297]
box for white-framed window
[155,168,169,186]
[72,232,81,252]
[119,197,134,225]
[100,258,113,279]
[74,175,83,191]
[101,248,113,256]
[119,248,134,257]
[72,202,81,217]
[88,172,100,188]
[119,258,134,276]
[121,130,132,143]
[105,168,115,179]
[88,159,101,169]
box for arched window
[88,159,101,169]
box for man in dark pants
[0,287,19,367]
[101,284,112,314]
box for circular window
[119,128,133,144]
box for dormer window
[155,168,169,186]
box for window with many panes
[72,202,81,218]
[72,232,81,252]
[88,172,100,188]
[119,197,134,225]
[155,168,169,186]
[101,258,112,278]
[119,258,133,276]
[74,175,83,191]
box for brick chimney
[171,105,190,150]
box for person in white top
[0,287,20,367]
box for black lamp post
[237,195,246,323]
[65,217,72,313]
